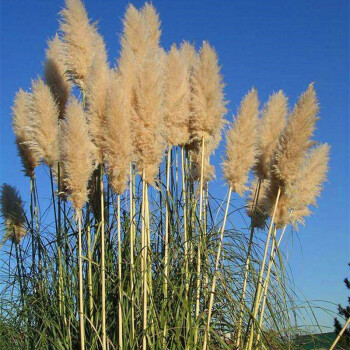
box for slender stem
[87,209,94,324]
[163,145,171,344]
[236,179,262,348]
[181,147,189,340]
[129,163,135,341]
[100,165,106,350]
[142,171,147,350]
[329,317,350,350]
[246,187,281,350]
[77,213,85,350]
[117,194,123,349]
[203,187,232,350]
[256,225,288,345]
[194,136,205,346]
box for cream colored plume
[190,41,227,144]
[287,143,330,227]
[12,89,40,177]
[265,143,329,228]
[29,78,59,167]
[180,41,197,74]
[223,88,259,196]
[104,70,131,194]
[255,91,288,180]
[85,32,110,164]
[120,3,165,184]
[0,184,27,244]
[44,34,72,118]
[189,41,227,180]
[164,44,191,146]
[120,4,148,61]
[60,0,96,89]
[132,49,165,184]
[273,83,319,187]
[59,97,95,212]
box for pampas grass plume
[44,34,72,118]
[190,41,227,145]
[104,70,131,194]
[164,44,191,146]
[85,32,110,164]
[223,88,259,196]
[59,97,95,212]
[0,184,26,244]
[131,4,165,184]
[29,78,60,167]
[255,91,288,180]
[60,0,96,89]
[273,83,319,186]
[287,143,330,227]
[12,89,40,177]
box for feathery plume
[12,89,40,177]
[190,41,227,180]
[0,184,26,244]
[59,97,95,212]
[85,32,110,164]
[190,41,227,144]
[44,34,72,118]
[254,91,288,180]
[127,4,165,184]
[104,70,131,194]
[180,41,197,74]
[273,83,319,187]
[29,78,60,167]
[60,0,96,89]
[120,4,148,60]
[164,44,191,146]
[141,3,161,48]
[265,143,329,228]
[223,88,259,196]
[287,143,330,227]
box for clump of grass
[0,1,331,350]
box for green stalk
[236,179,262,348]
[129,163,135,341]
[117,194,123,349]
[100,165,107,350]
[142,171,148,350]
[163,145,171,344]
[181,146,189,341]
[256,225,287,345]
[87,208,94,324]
[77,212,85,350]
[202,187,232,350]
[194,136,205,346]
[246,187,281,350]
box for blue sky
[1,0,349,331]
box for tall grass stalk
[100,166,107,350]
[256,224,288,345]
[236,179,262,347]
[203,186,232,350]
[163,146,171,344]
[246,187,281,350]
[194,137,205,346]
[129,163,135,342]
[77,212,85,350]
[142,171,148,350]
[329,317,350,350]
[117,194,123,349]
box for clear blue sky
[0,0,349,331]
